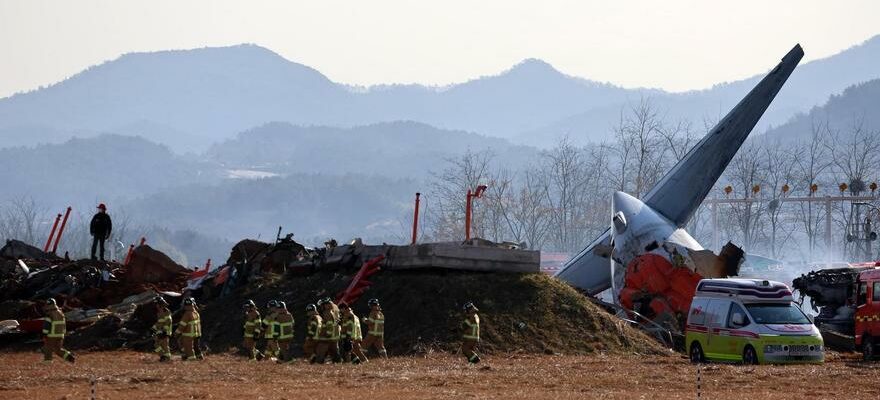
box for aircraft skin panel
[554,44,804,294]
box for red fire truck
[792,262,880,360]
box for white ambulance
[685,278,824,364]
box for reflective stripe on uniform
[319,319,338,341]
[153,313,173,335]
[366,316,385,337]
[244,316,261,338]
[463,316,479,340]
[263,314,277,339]
[279,321,294,339]
[342,318,363,340]
[180,316,202,338]
[332,321,341,341]
[193,317,201,337]
[309,320,322,340]
[48,319,66,338]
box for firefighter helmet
[184,297,197,306]
[306,303,317,312]
[44,298,57,307]
[243,299,256,309]
[367,298,380,306]
[278,301,287,310]
[463,301,478,311]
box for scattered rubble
[0,239,59,261]
[1,234,665,357]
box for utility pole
[825,196,832,263]
[411,193,420,245]
[711,198,718,252]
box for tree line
[417,99,880,263]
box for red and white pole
[44,213,62,252]
[51,207,72,254]
[124,244,135,265]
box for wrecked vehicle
[792,263,880,360]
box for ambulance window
[707,300,729,327]
[689,299,708,326]
[873,282,880,302]
[858,282,868,306]
[727,303,749,328]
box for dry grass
[1,351,877,399]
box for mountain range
[207,120,538,178]
[3,36,880,152]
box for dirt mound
[125,245,190,284]
[0,239,58,260]
[199,270,667,357]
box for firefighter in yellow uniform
[262,300,279,361]
[303,303,321,362]
[340,303,367,364]
[176,297,202,361]
[41,298,75,363]
[242,300,262,361]
[152,296,173,362]
[361,298,387,358]
[313,298,341,363]
[275,301,295,362]
[461,301,481,364]
[192,300,204,360]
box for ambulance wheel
[689,342,705,364]
[742,345,759,365]
[863,336,876,361]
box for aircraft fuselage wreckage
[555,44,804,330]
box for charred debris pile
[0,236,665,356]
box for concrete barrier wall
[382,243,539,273]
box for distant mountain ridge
[762,78,880,142]
[0,134,221,208]
[2,36,880,151]
[208,120,539,178]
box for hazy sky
[1,0,879,98]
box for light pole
[465,185,488,241]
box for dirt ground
[1,351,878,399]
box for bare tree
[426,150,495,241]
[761,140,799,258]
[658,118,699,162]
[724,141,766,251]
[825,116,880,259]
[794,119,832,259]
[512,168,552,249]
[539,137,597,252]
[0,197,46,246]
[608,98,672,197]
